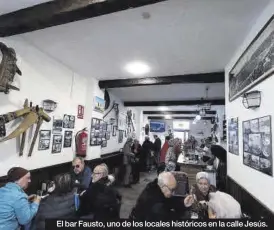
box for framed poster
[229,15,274,101]
[228,118,239,155]
[38,130,51,151]
[63,114,75,129]
[64,131,73,148]
[243,115,272,176]
[52,135,63,154]
[94,96,105,113]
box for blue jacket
[71,166,92,190]
[0,182,39,230]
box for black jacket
[31,191,75,230]
[154,138,162,153]
[78,177,121,220]
[130,179,186,220]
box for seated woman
[208,191,242,218]
[189,172,216,218]
[191,172,216,201]
[31,173,76,230]
[78,164,121,220]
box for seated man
[78,164,121,220]
[70,157,92,191]
[130,172,189,220]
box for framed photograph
[118,130,123,143]
[112,126,117,136]
[52,117,63,134]
[243,115,272,176]
[105,131,110,140]
[90,118,103,146]
[63,114,75,129]
[228,118,239,155]
[94,96,105,113]
[63,131,73,148]
[229,15,274,101]
[52,135,63,154]
[38,130,51,150]
[101,140,107,148]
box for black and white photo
[101,139,107,148]
[63,115,75,129]
[38,130,51,150]
[243,115,272,176]
[105,131,110,140]
[52,118,63,133]
[112,126,117,136]
[228,118,239,155]
[64,131,73,148]
[90,118,103,146]
[52,135,63,154]
[118,130,123,143]
[229,16,274,101]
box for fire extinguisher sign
[77,105,84,119]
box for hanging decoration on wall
[94,96,105,113]
[90,118,103,146]
[38,130,51,151]
[0,99,51,157]
[112,126,117,136]
[104,89,110,110]
[0,115,6,138]
[64,131,73,148]
[42,99,57,113]
[77,105,84,119]
[101,140,107,148]
[0,42,22,94]
[228,118,239,155]
[52,134,62,154]
[63,114,75,129]
[243,115,272,176]
[229,15,274,101]
[118,130,123,143]
[126,109,135,132]
[52,117,63,133]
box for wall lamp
[242,90,261,109]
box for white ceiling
[109,83,224,101]
[17,0,270,80]
[0,0,52,15]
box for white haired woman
[208,191,242,218]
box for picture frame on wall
[229,15,274,101]
[38,130,51,151]
[112,126,117,136]
[243,115,272,176]
[118,130,123,143]
[52,135,63,154]
[228,118,239,155]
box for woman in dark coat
[31,173,76,230]
[210,144,227,191]
[78,164,121,220]
[131,139,142,183]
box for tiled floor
[116,171,157,218]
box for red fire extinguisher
[75,128,88,157]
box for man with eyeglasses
[71,157,92,191]
[130,172,190,220]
